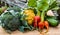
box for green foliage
[49,1,59,10]
[37,0,49,11]
[0,6,8,15]
[19,12,33,32]
[28,0,37,7]
[28,0,59,22]
[28,0,59,11]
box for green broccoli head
[1,12,20,31]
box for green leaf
[19,26,25,32]
[21,20,32,30]
[37,0,49,11]
[24,26,32,31]
[22,20,28,27]
[49,0,56,5]
[49,1,58,10]
[52,7,59,10]
[28,0,37,7]
[19,14,32,30]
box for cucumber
[46,17,59,27]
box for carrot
[38,22,44,29]
[38,11,49,33]
[38,11,45,29]
[44,21,49,33]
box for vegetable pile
[0,0,59,34]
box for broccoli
[0,12,21,32]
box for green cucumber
[47,18,59,27]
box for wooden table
[0,24,60,35]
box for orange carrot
[38,22,44,29]
[44,21,49,33]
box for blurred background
[0,0,60,20]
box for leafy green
[37,0,49,11]
[18,12,33,32]
[52,7,59,10]
[19,20,32,32]
[49,0,56,5]
[49,1,59,10]
[19,26,25,32]
[28,0,37,7]
[28,0,59,22]
[37,0,49,22]
[28,0,59,11]
[19,26,32,32]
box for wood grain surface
[0,24,60,35]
